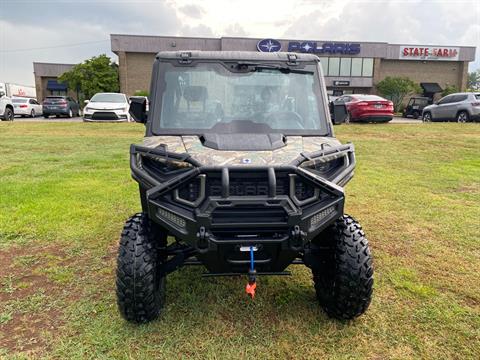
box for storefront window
[351,58,362,76]
[340,58,351,76]
[362,58,374,77]
[319,58,328,75]
[328,58,340,76]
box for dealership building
[110,34,475,101]
[33,34,475,102]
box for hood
[87,101,127,110]
[142,135,341,166]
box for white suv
[422,92,480,123]
[0,88,14,121]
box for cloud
[179,23,215,37]
[224,23,249,37]
[283,0,479,69]
[178,4,205,19]
[0,0,478,86]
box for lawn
[0,122,479,359]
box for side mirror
[331,103,348,125]
[129,97,147,123]
[84,100,90,104]
[0,91,5,98]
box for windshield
[90,93,126,103]
[152,62,328,135]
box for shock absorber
[246,246,257,299]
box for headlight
[140,153,193,180]
[300,154,346,180]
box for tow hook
[245,246,257,299]
[196,226,208,250]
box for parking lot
[11,115,422,124]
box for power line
[0,39,110,53]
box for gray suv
[422,92,480,123]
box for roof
[155,51,320,62]
[33,62,75,77]
[420,82,443,93]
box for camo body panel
[142,136,341,166]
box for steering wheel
[264,111,304,129]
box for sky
[0,0,479,86]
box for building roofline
[110,33,220,41]
[33,62,76,66]
[110,34,476,49]
[389,42,476,49]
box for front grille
[212,205,287,224]
[91,111,119,120]
[206,171,289,197]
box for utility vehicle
[116,51,373,323]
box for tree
[467,70,480,91]
[442,85,459,97]
[59,54,119,102]
[376,76,421,112]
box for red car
[334,94,394,123]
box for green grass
[0,122,479,359]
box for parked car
[0,87,14,121]
[403,96,429,119]
[12,97,42,117]
[43,96,80,118]
[334,94,394,123]
[422,92,480,122]
[83,93,130,122]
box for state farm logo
[399,46,460,61]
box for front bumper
[357,114,393,123]
[83,109,129,122]
[130,144,355,273]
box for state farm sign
[399,46,459,61]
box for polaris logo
[288,41,361,55]
[256,39,361,55]
[257,39,282,52]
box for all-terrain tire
[312,215,373,320]
[116,213,167,323]
[3,107,14,121]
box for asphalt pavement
[11,115,422,124]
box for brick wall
[374,59,468,92]
[120,52,156,96]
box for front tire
[3,108,14,121]
[116,213,167,323]
[456,111,468,123]
[422,112,432,122]
[312,215,373,320]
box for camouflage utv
[116,51,373,323]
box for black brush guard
[130,143,355,275]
